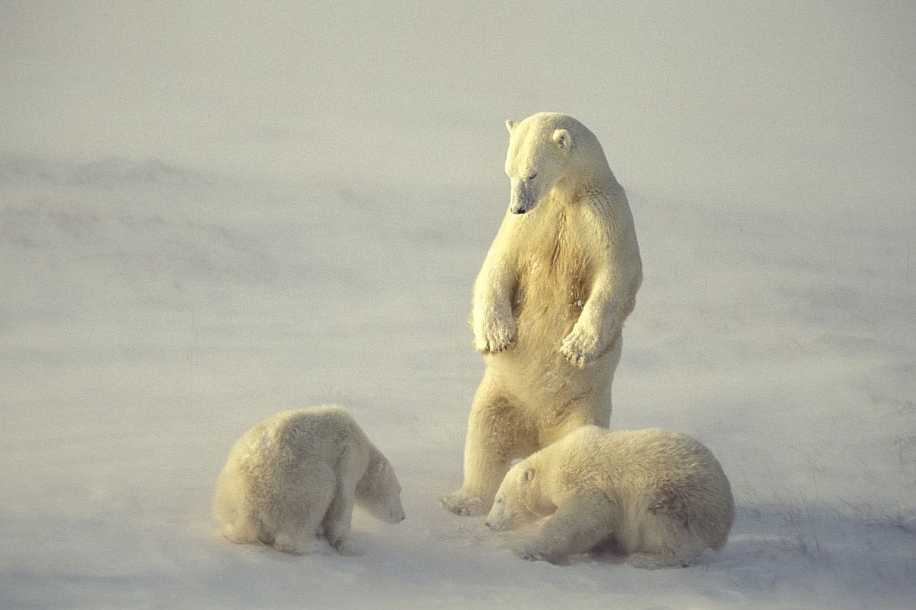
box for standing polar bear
[213,405,405,555]
[442,113,642,515]
[485,426,735,568]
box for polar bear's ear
[523,468,535,482]
[505,119,516,134]
[552,128,572,152]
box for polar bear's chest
[513,223,592,327]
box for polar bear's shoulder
[541,427,712,478]
[237,404,366,455]
[565,427,706,457]
[285,404,355,424]
[280,404,363,436]
[268,404,354,427]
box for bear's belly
[488,272,609,404]
[514,293,579,350]
[483,246,615,419]
[512,267,587,350]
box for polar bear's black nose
[513,208,527,215]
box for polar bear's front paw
[473,315,516,354]
[273,532,311,555]
[516,550,544,561]
[440,491,487,516]
[511,540,557,563]
[331,538,364,557]
[560,327,600,368]
[627,552,688,570]
[516,547,546,562]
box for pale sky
[3,1,915,207]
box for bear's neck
[367,445,383,468]
[551,163,617,207]
[356,446,382,489]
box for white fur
[485,426,735,568]
[213,405,405,555]
[442,112,642,515]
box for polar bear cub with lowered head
[486,425,734,568]
[213,405,405,555]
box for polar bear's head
[356,449,406,524]
[503,112,606,215]
[485,459,550,531]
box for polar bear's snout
[484,515,509,531]
[484,516,503,530]
[509,177,538,214]
[484,496,513,530]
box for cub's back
[232,405,362,471]
[555,426,728,493]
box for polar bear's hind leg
[443,385,536,515]
[628,511,706,569]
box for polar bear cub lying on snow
[213,405,405,555]
[486,425,734,568]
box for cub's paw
[440,491,488,516]
[515,546,546,562]
[473,315,516,354]
[220,523,257,545]
[560,327,600,368]
[272,532,311,555]
[511,540,563,564]
[626,552,688,570]
[331,539,364,557]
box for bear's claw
[473,313,516,354]
[626,552,690,570]
[475,331,514,354]
[332,539,364,556]
[272,533,311,555]
[511,542,558,563]
[559,327,600,368]
[440,491,487,516]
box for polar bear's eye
[526,172,538,181]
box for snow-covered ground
[2,3,915,609]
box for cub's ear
[552,128,572,152]
[505,119,516,134]
[523,468,535,482]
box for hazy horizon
[3,2,915,205]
